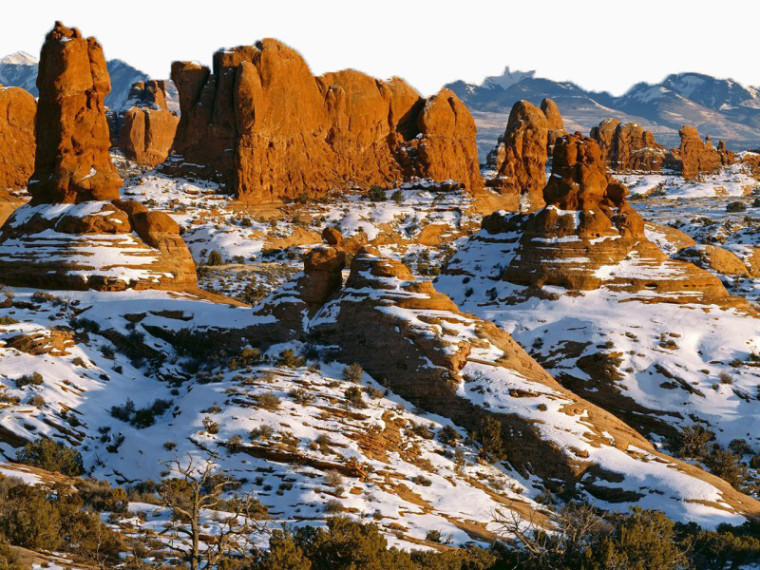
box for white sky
[4,0,758,97]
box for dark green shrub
[15,438,84,476]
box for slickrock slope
[116,80,179,167]
[498,134,742,307]
[0,22,196,291]
[590,119,666,172]
[306,247,760,520]
[171,39,482,201]
[0,86,36,189]
[30,22,123,204]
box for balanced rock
[0,86,36,189]
[30,22,123,204]
[0,22,196,292]
[493,100,548,211]
[590,119,666,172]
[171,39,482,201]
[677,125,722,180]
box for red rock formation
[0,86,36,189]
[125,80,169,110]
[678,125,722,180]
[29,22,123,204]
[114,80,179,167]
[493,100,548,211]
[590,119,665,172]
[541,97,566,154]
[171,39,482,201]
[119,107,179,167]
[0,22,196,292]
[500,134,744,307]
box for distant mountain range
[0,51,178,112]
[446,68,760,159]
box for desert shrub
[324,499,344,514]
[14,371,43,388]
[252,529,312,570]
[0,317,19,325]
[474,416,506,463]
[250,425,274,440]
[408,422,434,440]
[278,349,306,368]
[77,478,129,513]
[678,424,715,458]
[438,425,461,446]
[15,438,84,476]
[29,394,45,408]
[411,475,432,487]
[592,508,687,570]
[342,363,363,383]
[206,249,224,266]
[323,471,343,488]
[367,186,386,202]
[704,447,748,490]
[110,398,172,428]
[344,386,366,409]
[726,201,747,212]
[289,388,316,405]
[718,371,734,384]
[228,346,261,369]
[203,417,220,434]
[257,392,281,411]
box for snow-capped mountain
[447,68,760,158]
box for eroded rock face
[30,22,123,204]
[114,80,179,167]
[0,86,36,189]
[118,107,179,167]
[678,125,723,180]
[171,39,482,201]
[590,120,665,172]
[500,134,742,306]
[0,22,196,292]
[493,100,548,211]
[541,97,566,154]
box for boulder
[493,100,548,211]
[0,86,36,189]
[29,22,123,204]
[171,39,483,201]
[321,226,344,246]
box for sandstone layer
[171,39,482,201]
[0,86,36,189]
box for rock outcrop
[541,97,566,154]
[0,22,196,292]
[491,100,548,211]
[171,40,483,201]
[114,80,179,167]
[677,125,723,180]
[305,247,760,517]
[30,22,123,204]
[497,134,744,307]
[590,119,666,172]
[0,86,36,189]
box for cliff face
[171,39,483,201]
[0,86,36,190]
[29,22,123,204]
